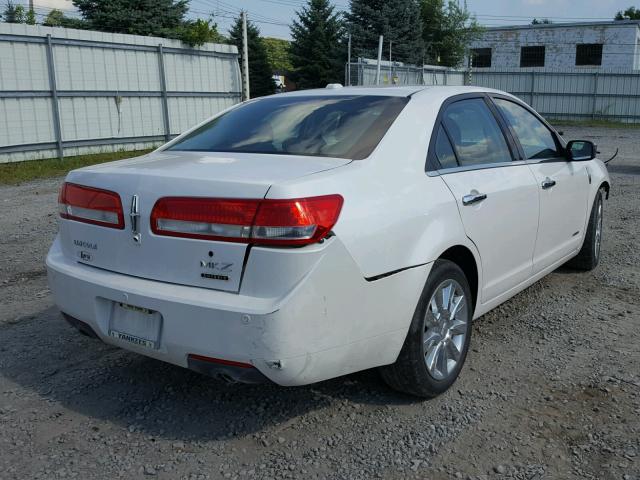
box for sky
[16,0,639,39]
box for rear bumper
[46,235,430,386]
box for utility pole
[389,40,393,84]
[376,35,383,85]
[346,33,351,86]
[241,10,250,101]
[29,0,34,10]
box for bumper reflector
[187,354,269,384]
[187,353,253,369]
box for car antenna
[604,148,619,165]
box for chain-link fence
[345,60,465,87]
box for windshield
[167,95,409,160]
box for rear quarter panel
[266,94,482,283]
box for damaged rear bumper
[47,235,430,386]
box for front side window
[168,95,408,160]
[441,98,512,167]
[494,98,561,160]
[521,46,545,67]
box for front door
[492,97,589,273]
[434,97,540,303]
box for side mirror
[566,140,597,161]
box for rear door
[432,95,540,303]
[491,97,589,273]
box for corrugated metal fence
[0,24,242,163]
[348,60,640,122]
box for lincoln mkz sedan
[47,86,610,397]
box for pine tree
[70,1,222,47]
[421,0,482,67]
[72,0,188,36]
[2,1,26,23]
[290,0,344,89]
[615,6,640,20]
[346,0,424,66]
[42,9,91,29]
[229,16,275,98]
[25,8,36,25]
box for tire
[379,259,473,398]
[566,189,604,271]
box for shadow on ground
[607,163,640,176]
[0,306,421,442]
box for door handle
[462,192,487,206]
[541,178,556,190]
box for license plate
[109,302,162,350]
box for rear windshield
[167,95,409,160]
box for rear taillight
[151,195,343,246]
[252,196,343,245]
[58,182,125,229]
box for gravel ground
[1,126,639,480]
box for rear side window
[494,98,561,160]
[441,98,512,167]
[434,126,458,169]
[167,95,408,160]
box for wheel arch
[437,245,480,313]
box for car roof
[273,85,506,99]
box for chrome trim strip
[427,157,574,176]
[430,160,527,176]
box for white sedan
[47,86,610,397]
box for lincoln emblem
[130,195,141,244]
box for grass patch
[0,149,153,186]
[550,119,640,129]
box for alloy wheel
[594,198,603,260]
[423,279,469,381]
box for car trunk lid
[58,151,351,292]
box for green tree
[615,6,640,19]
[42,9,90,29]
[421,0,482,67]
[171,18,225,47]
[290,0,344,89]
[2,1,26,23]
[229,16,275,97]
[72,0,188,36]
[25,8,36,24]
[69,0,222,46]
[263,37,293,72]
[346,0,424,66]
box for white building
[468,20,640,70]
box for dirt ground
[0,126,638,480]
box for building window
[470,48,492,68]
[576,44,603,66]
[520,46,545,67]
